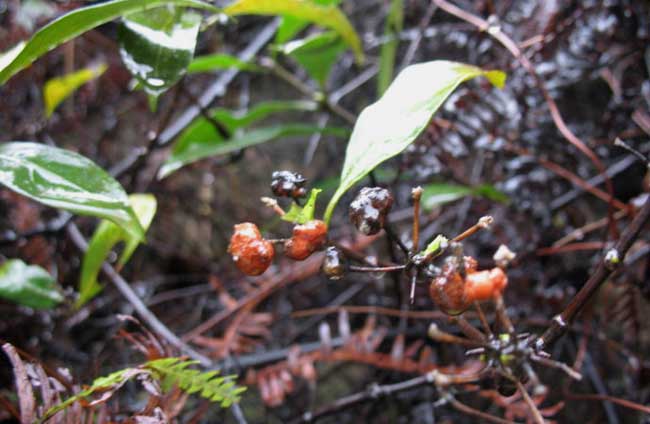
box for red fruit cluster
[228,223,274,276]
[429,256,507,315]
[284,220,328,260]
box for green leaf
[377,0,402,96]
[281,31,346,87]
[0,0,217,85]
[274,0,341,44]
[323,61,506,223]
[420,234,448,257]
[77,194,157,308]
[0,142,144,241]
[224,0,364,64]
[159,124,348,178]
[43,64,107,117]
[188,53,262,73]
[0,259,62,309]
[159,99,321,178]
[119,6,201,98]
[421,183,508,210]
[282,188,322,224]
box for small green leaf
[282,188,322,224]
[44,64,107,117]
[0,0,217,85]
[188,53,262,73]
[119,6,201,98]
[324,61,506,223]
[77,194,157,307]
[281,31,346,87]
[0,142,144,241]
[420,234,448,257]
[0,259,62,309]
[159,124,348,178]
[422,183,508,210]
[377,0,402,96]
[224,0,363,63]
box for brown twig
[66,223,213,366]
[514,380,545,424]
[448,396,516,424]
[536,193,650,351]
[563,392,650,415]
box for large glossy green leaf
[377,0,402,96]
[0,0,216,85]
[281,32,345,87]
[159,100,319,178]
[324,61,506,223]
[77,194,157,307]
[224,0,363,63]
[188,53,261,73]
[159,124,348,178]
[44,64,107,117]
[119,6,201,98]
[421,183,508,210]
[275,0,341,44]
[0,259,62,309]
[0,142,144,240]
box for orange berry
[428,256,476,315]
[228,223,274,276]
[284,220,327,260]
[465,267,508,301]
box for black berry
[349,187,394,235]
[271,170,307,199]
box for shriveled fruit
[429,254,508,315]
[349,187,394,235]
[271,170,307,199]
[284,220,327,260]
[321,246,346,280]
[428,256,477,315]
[228,222,274,276]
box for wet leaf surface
[119,6,201,98]
[0,259,62,309]
[0,0,216,85]
[324,61,505,222]
[0,142,144,240]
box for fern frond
[145,357,246,407]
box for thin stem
[536,194,650,351]
[448,396,516,424]
[66,224,213,366]
[411,186,423,252]
[453,216,493,242]
[515,380,545,424]
[473,302,494,338]
[349,264,406,273]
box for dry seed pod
[284,220,327,260]
[349,187,394,235]
[321,246,347,280]
[270,170,307,199]
[228,222,274,276]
